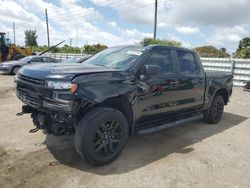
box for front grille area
[16,89,41,108]
[18,74,44,86]
[16,74,44,108]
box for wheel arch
[11,65,21,74]
[213,88,229,105]
[94,97,134,135]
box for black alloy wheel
[211,99,224,122]
[204,95,224,124]
[93,120,122,158]
[74,107,128,166]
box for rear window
[177,51,198,75]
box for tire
[203,95,224,124]
[74,107,129,166]
[12,66,21,75]
[13,54,25,60]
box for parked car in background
[0,56,58,75]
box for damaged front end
[16,94,93,135]
[32,110,74,135]
[17,105,74,135]
[15,73,94,136]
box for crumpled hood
[18,63,121,81]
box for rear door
[174,50,205,109]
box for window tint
[145,49,173,74]
[42,57,54,63]
[30,57,41,62]
[177,51,198,75]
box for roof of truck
[111,44,196,54]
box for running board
[137,113,204,135]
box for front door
[136,48,180,121]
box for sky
[0,0,250,53]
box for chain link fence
[45,53,91,60]
[202,57,250,86]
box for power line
[51,0,89,11]
[18,0,171,46]
[49,0,126,16]
[33,11,45,18]
[48,1,155,24]
[48,0,172,24]
[48,0,134,20]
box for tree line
[141,37,250,59]
[24,30,107,54]
[24,30,250,58]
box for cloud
[204,25,250,53]
[1,0,249,52]
[107,21,152,40]
[108,21,117,28]
[206,26,249,46]
[92,0,156,24]
[92,0,250,30]
[175,26,200,34]
[166,0,250,26]
[0,0,134,47]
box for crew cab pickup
[15,45,233,166]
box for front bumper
[15,74,75,113]
[43,98,74,112]
[16,79,76,135]
[16,89,74,112]
[0,67,12,74]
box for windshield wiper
[94,64,106,67]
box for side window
[144,49,173,74]
[42,57,53,63]
[177,51,198,75]
[30,57,41,62]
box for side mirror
[144,65,160,75]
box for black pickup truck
[15,45,233,166]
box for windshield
[83,46,147,69]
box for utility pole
[70,38,72,47]
[153,0,158,40]
[13,22,16,44]
[75,27,78,47]
[45,8,50,48]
